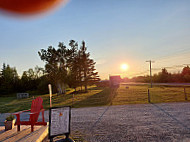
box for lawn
[0,86,112,113]
[149,86,190,103]
[112,84,190,105]
[0,84,190,113]
[112,85,148,105]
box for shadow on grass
[67,90,87,95]
[73,87,112,108]
[87,86,105,90]
[0,87,114,113]
[66,87,104,95]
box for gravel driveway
[1,102,190,142]
[71,102,190,142]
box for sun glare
[121,64,129,71]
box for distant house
[109,75,121,87]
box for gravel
[71,102,190,142]
[1,102,190,142]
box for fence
[110,84,190,105]
[49,84,190,109]
[148,86,190,103]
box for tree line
[0,40,100,95]
[125,66,190,83]
[0,64,49,95]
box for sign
[17,93,29,99]
[49,106,71,138]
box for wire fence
[111,84,190,105]
[149,86,190,103]
[50,84,190,109]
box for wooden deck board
[0,124,48,142]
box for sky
[0,0,190,79]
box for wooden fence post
[184,88,187,101]
[148,89,150,103]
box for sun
[121,64,129,71]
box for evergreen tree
[0,63,19,94]
[79,41,100,92]
[67,40,80,90]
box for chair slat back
[30,97,43,122]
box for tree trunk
[85,85,87,92]
[57,82,65,95]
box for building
[109,75,121,87]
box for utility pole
[146,60,154,88]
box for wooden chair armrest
[29,109,45,115]
[29,112,39,115]
[40,109,45,112]
[13,109,31,115]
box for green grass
[73,87,112,108]
[0,96,34,113]
[112,84,190,105]
[0,86,112,113]
[112,85,148,105]
[0,84,190,113]
[150,86,190,103]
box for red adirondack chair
[13,97,47,132]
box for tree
[19,66,48,93]
[37,74,50,94]
[0,63,19,94]
[79,41,100,92]
[67,40,80,90]
[182,66,190,75]
[38,40,100,93]
[182,66,190,82]
[38,44,68,94]
[156,68,170,83]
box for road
[122,82,190,86]
[1,102,190,141]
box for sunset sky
[0,0,190,79]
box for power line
[129,64,187,77]
[152,48,190,61]
[152,65,185,71]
